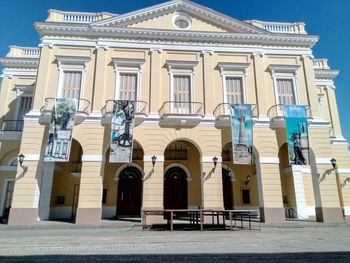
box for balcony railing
[158,101,204,119]
[213,103,257,120]
[101,100,148,117]
[0,120,24,131]
[246,20,307,34]
[267,104,312,120]
[41,98,91,114]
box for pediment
[92,0,266,34]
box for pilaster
[92,46,108,111]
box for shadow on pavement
[1,252,350,262]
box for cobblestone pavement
[0,221,350,262]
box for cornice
[314,69,339,80]
[34,22,319,48]
[0,57,39,68]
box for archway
[163,140,201,209]
[117,166,142,216]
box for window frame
[273,76,299,105]
[56,68,85,99]
[170,72,195,114]
[222,74,247,105]
[114,69,141,101]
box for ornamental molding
[217,62,250,73]
[112,58,145,69]
[268,64,300,74]
[0,57,39,68]
[34,22,319,48]
[165,60,198,71]
[314,69,339,80]
[91,0,266,35]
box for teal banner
[284,105,309,165]
[230,104,253,164]
[45,98,77,162]
[109,100,135,163]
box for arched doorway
[117,166,142,216]
[164,167,188,209]
[222,168,233,210]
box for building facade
[0,0,349,225]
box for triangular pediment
[92,0,267,34]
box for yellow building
[0,0,349,225]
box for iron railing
[158,101,204,118]
[213,103,257,120]
[267,104,312,120]
[41,98,91,114]
[0,120,24,131]
[101,100,148,117]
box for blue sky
[0,0,349,144]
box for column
[201,156,224,209]
[75,158,104,224]
[149,49,162,114]
[256,160,285,223]
[38,162,55,220]
[142,155,164,224]
[92,45,108,112]
[291,165,316,219]
[301,55,320,118]
[326,87,342,137]
[202,50,215,115]
[8,121,47,225]
[252,53,269,116]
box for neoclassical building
[0,0,349,225]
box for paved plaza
[0,220,350,262]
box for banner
[284,105,309,165]
[231,104,253,164]
[45,98,77,162]
[109,100,135,163]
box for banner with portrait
[230,104,253,164]
[109,100,135,163]
[45,98,77,162]
[284,105,309,165]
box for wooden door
[222,168,233,210]
[71,184,79,219]
[117,167,142,216]
[164,167,188,209]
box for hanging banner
[109,100,135,163]
[45,98,77,162]
[284,105,309,165]
[230,104,253,164]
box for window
[16,96,33,120]
[242,189,251,204]
[276,79,296,105]
[225,77,244,104]
[173,75,191,114]
[61,71,82,99]
[1,180,14,218]
[118,73,138,101]
[173,13,192,30]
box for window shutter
[173,75,191,113]
[62,71,82,99]
[225,77,243,104]
[17,96,32,120]
[119,73,137,101]
[277,79,295,105]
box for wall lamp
[151,155,157,167]
[18,153,27,172]
[212,156,218,168]
[244,175,251,186]
[330,158,337,169]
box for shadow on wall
[0,252,349,263]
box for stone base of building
[315,207,344,223]
[8,208,38,225]
[75,208,102,224]
[260,207,285,223]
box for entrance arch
[117,166,142,216]
[164,167,188,209]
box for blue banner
[109,100,135,163]
[284,105,309,165]
[231,104,253,164]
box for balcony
[246,20,307,34]
[40,98,91,123]
[101,100,148,125]
[7,46,40,58]
[0,120,24,140]
[213,103,257,122]
[46,10,115,23]
[267,104,312,127]
[158,101,204,125]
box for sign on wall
[109,100,135,163]
[231,104,253,165]
[284,105,309,165]
[45,98,77,162]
